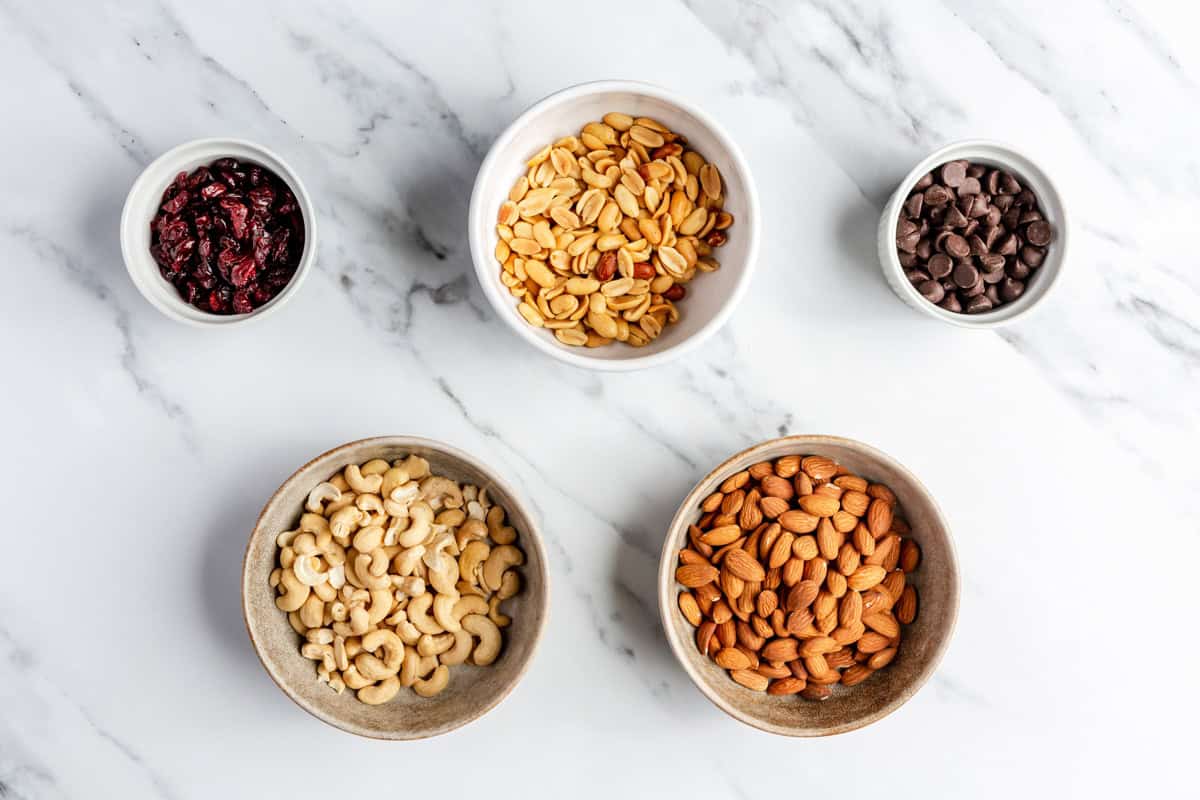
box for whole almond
[756,589,779,618]
[763,566,781,591]
[724,548,766,582]
[773,455,801,478]
[840,490,870,517]
[781,557,805,586]
[786,609,815,635]
[800,684,832,701]
[676,563,718,587]
[825,647,856,669]
[748,461,775,480]
[853,524,875,556]
[826,570,848,598]
[711,599,733,625]
[793,472,814,496]
[792,535,819,560]
[678,592,702,626]
[867,483,897,504]
[739,491,763,530]
[778,509,819,533]
[803,557,828,586]
[868,647,898,670]
[719,568,745,600]
[768,532,795,569]
[759,474,794,500]
[900,539,922,573]
[787,580,819,611]
[767,676,807,695]
[813,590,837,620]
[862,588,894,614]
[834,474,868,492]
[847,564,887,591]
[762,637,800,662]
[818,610,838,635]
[715,647,752,671]
[720,489,745,515]
[814,483,843,500]
[752,614,774,639]
[717,620,737,648]
[817,518,841,559]
[890,517,911,535]
[720,470,750,493]
[803,653,831,679]
[798,494,840,517]
[730,668,769,691]
[756,522,781,560]
[832,620,866,645]
[856,631,891,654]
[758,496,789,519]
[757,662,792,679]
[701,492,723,513]
[837,542,862,576]
[862,611,900,638]
[839,590,864,626]
[867,498,894,536]
[865,534,899,567]
[881,569,906,601]
[897,586,918,624]
[801,455,838,481]
[689,526,714,558]
[737,620,766,651]
[799,636,839,657]
[696,621,717,655]
[699,524,741,547]
[679,548,708,566]
[832,510,858,532]
[840,663,874,686]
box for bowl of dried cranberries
[121,138,317,325]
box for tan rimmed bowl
[657,435,958,736]
[242,436,550,739]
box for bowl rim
[878,138,1069,329]
[657,434,960,736]
[120,136,318,328]
[241,435,551,740]
[468,79,761,371]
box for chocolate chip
[898,230,920,254]
[1021,245,1046,267]
[984,206,1002,227]
[963,219,980,238]
[1016,189,1037,207]
[1007,259,1031,280]
[915,237,932,260]
[996,233,1019,256]
[952,261,978,288]
[993,194,1014,212]
[944,234,970,259]
[999,277,1025,302]
[981,265,1006,284]
[927,254,953,278]
[897,217,918,238]
[939,293,962,313]
[940,160,968,188]
[999,172,1022,194]
[963,276,986,298]
[918,280,945,303]
[924,184,953,206]
[906,269,931,285]
[967,163,987,178]
[957,177,982,196]
[898,251,918,268]
[1025,220,1052,247]
[968,194,990,218]
[1018,210,1043,225]
[904,193,923,218]
[978,253,1005,271]
[943,203,968,228]
[985,284,1001,305]
[913,172,933,190]
[966,295,994,313]
[968,235,988,256]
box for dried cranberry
[150,157,304,314]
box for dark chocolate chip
[999,278,1025,302]
[1007,259,1032,280]
[984,284,1001,304]
[957,177,982,196]
[897,231,920,253]
[939,293,963,313]
[967,164,987,178]
[968,195,990,218]
[1018,210,1043,225]
[1016,189,1037,207]
[985,169,1001,195]
[999,172,1022,194]
[898,251,918,268]
[952,261,978,288]
[905,269,931,285]
[996,234,1018,255]
[993,194,1014,212]
[966,295,994,313]
[940,160,969,187]
[943,203,968,228]
[963,219,980,237]
[924,184,953,206]
[985,206,1002,226]
[927,254,953,278]
[968,235,988,256]
[915,237,933,260]
[913,172,933,190]
[979,253,1005,271]
[963,276,986,297]
[918,280,945,303]
[981,266,1006,284]
[1025,220,1052,246]
[944,234,971,259]
[897,217,918,238]
[904,193,924,218]
[1021,245,1046,267]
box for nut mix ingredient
[675,455,921,700]
[495,113,734,347]
[896,160,1053,314]
[151,158,304,315]
[270,455,525,704]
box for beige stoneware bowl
[242,436,549,739]
[657,435,959,736]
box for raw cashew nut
[396,454,430,481]
[457,580,486,598]
[301,642,336,673]
[486,506,517,545]
[329,506,363,541]
[365,588,394,626]
[417,632,455,657]
[455,518,489,552]
[452,595,489,621]
[432,593,461,633]
[300,592,325,629]
[355,493,384,515]
[400,648,421,687]
[276,530,299,548]
[306,627,334,646]
[275,568,310,612]
[419,476,464,510]
[407,593,443,635]
[292,554,328,587]
[343,665,372,690]
[395,502,434,548]
[498,570,521,600]
[355,651,396,681]
[438,630,473,666]
[413,665,449,697]
[344,464,383,494]
[358,676,401,705]
[306,482,342,514]
[393,545,425,577]
[462,614,502,666]
[360,458,391,476]
[458,540,490,586]
[288,611,306,635]
[379,466,410,501]
[393,576,424,598]
[298,513,330,536]
[436,508,467,528]
[353,525,384,553]
[482,545,525,593]
[488,595,511,628]
[333,636,349,671]
[395,619,421,645]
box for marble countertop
[2,1,1195,797]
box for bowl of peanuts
[242,436,549,739]
[658,435,959,736]
[468,80,760,370]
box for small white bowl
[468,81,761,370]
[876,140,1068,328]
[120,138,317,326]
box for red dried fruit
[149,157,304,315]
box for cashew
[438,629,473,666]
[349,605,370,635]
[399,647,421,687]
[353,552,390,590]
[488,595,511,628]
[276,529,299,548]
[358,674,402,704]
[333,636,349,670]
[466,499,486,520]
[344,636,363,660]
[360,458,391,476]
[300,592,325,629]
[413,665,449,697]
[292,533,320,556]
[292,554,328,587]
[306,627,334,646]
[355,492,384,515]
[417,632,455,657]
[330,601,348,623]
[380,466,411,502]
[458,540,490,586]
[419,476,463,510]
[393,576,425,598]
[428,560,459,597]
[435,508,466,527]
[301,642,335,673]
[395,619,421,645]
[329,473,350,493]
[306,482,342,514]
[279,546,296,569]
[482,545,525,593]
[369,548,389,577]
[352,525,384,553]
[343,665,373,690]
[269,568,282,589]
[344,464,383,494]
[498,569,521,601]
[324,490,356,514]
[456,580,486,598]
[275,568,310,612]
[407,593,443,635]
[395,502,434,548]
[320,537,346,566]
[452,595,489,620]
[486,506,516,545]
[329,506,363,542]
[417,654,438,677]
[393,545,425,577]
[462,614,502,666]
[355,650,397,681]
[288,611,307,635]
[365,588,394,626]
[396,454,430,480]
[298,513,330,536]
[328,674,346,695]
[432,593,461,633]
[328,564,346,589]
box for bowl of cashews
[242,436,550,739]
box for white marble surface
[1,0,1196,796]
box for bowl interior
[659,436,958,736]
[881,141,1067,328]
[470,83,757,365]
[243,437,548,739]
[121,139,316,325]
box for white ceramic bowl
[121,138,317,326]
[877,140,1068,328]
[469,81,761,370]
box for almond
[800,684,832,701]
[814,482,843,500]
[852,523,875,556]
[730,669,769,691]
[862,611,900,638]
[720,489,745,515]
[792,535,819,560]
[678,591,702,626]
[840,490,870,517]
[786,609,814,635]
[751,614,774,639]
[817,611,838,635]
[678,548,708,566]
[826,570,848,598]
[832,510,858,532]
[748,461,775,480]
[867,483,897,504]
[717,619,737,648]
[786,580,819,611]
[695,621,717,655]
[803,557,828,585]
[719,568,745,599]
[798,494,840,517]
[738,491,763,530]
[868,647,898,670]
[900,539,922,573]
[701,492,724,513]
[773,455,801,478]
[778,509,819,533]
[768,532,794,569]
[699,524,741,547]
[756,522,781,560]
[862,588,894,614]
[756,589,779,618]
[837,542,861,576]
[715,646,752,671]
[839,590,863,626]
[758,496,789,519]
[720,470,750,493]
[834,474,868,493]
[767,676,807,695]
[793,472,814,496]
[759,474,794,500]
[867,498,894,536]
[847,564,887,591]
[825,647,856,669]
[762,637,799,662]
[675,563,718,587]
[832,621,865,645]
[803,653,831,678]
[724,548,765,582]
[799,636,839,657]
[813,590,837,620]
[840,663,874,686]
[881,569,906,601]
[856,631,891,654]
[865,534,899,567]
[711,599,733,624]
[817,518,841,560]
[737,620,766,651]
[801,455,838,481]
[757,662,792,679]
[781,556,805,586]
[897,586,918,624]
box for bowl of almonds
[242,436,549,739]
[658,436,959,736]
[469,80,760,370]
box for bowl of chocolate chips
[877,140,1067,328]
[121,138,317,326]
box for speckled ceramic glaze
[243,436,549,739]
[658,435,959,736]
